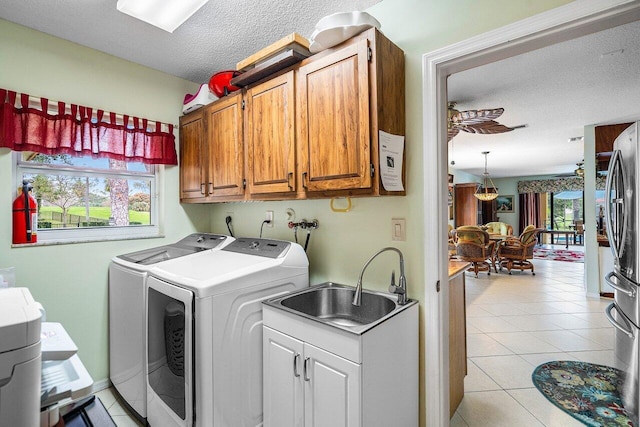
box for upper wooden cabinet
[179,28,405,203]
[179,110,206,201]
[246,71,297,196]
[205,93,244,200]
[297,28,405,198]
[297,38,371,193]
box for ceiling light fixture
[117,0,209,33]
[474,151,499,202]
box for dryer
[109,233,233,420]
[145,238,308,427]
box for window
[14,152,160,244]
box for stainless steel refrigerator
[604,121,640,426]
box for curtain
[519,192,542,233]
[0,88,177,165]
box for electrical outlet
[391,218,406,241]
[266,210,274,227]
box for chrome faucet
[352,247,408,306]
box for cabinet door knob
[200,183,206,195]
[293,353,301,377]
[302,172,308,189]
[303,357,311,381]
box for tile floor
[94,387,144,426]
[452,246,617,427]
[97,246,615,427]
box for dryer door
[146,276,194,427]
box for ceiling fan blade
[453,107,504,124]
[447,126,460,142]
[461,121,514,135]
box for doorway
[422,2,640,426]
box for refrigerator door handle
[605,271,636,297]
[605,302,635,338]
[605,149,626,260]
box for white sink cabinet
[262,298,418,427]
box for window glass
[14,152,160,244]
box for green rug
[532,360,632,426]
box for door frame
[421,1,640,425]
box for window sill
[11,228,164,247]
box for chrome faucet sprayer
[352,247,408,306]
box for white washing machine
[109,233,233,421]
[145,238,309,427]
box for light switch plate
[391,218,406,241]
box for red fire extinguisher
[12,180,38,244]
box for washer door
[146,276,194,427]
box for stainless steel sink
[264,282,415,334]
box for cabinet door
[297,38,371,192]
[205,93,245,197]
[454,183,481,227]
[246,71,296,195]
[263,327,304,427]
[179,111,206,200]
[304,343,361,427]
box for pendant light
[474,151,499,202]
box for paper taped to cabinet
[379,131,405,191]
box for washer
[145,238,308,427]
[109,233,233,421]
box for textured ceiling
[448,19,640,178]
[0,0,381,84]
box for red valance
[0,89,177,165]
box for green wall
[1,0,572,421]
[0,18,209,384]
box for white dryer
[145,238,309,427]
[109,233,233,421]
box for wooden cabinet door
[297,38,371,192]
[304,343,361,427]
[246,71,296,195]
[454,183,481,227]
[205,93,245,198]
[179,111,206,200]
[263,327,304,427]
[449,273,467,417]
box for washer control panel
[176,233,230,250]
[222,238,291,258]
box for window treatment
[519,192,543,233]
[0,88,177,165]
[517,176,607,193]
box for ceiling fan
[447,102,521,141]
[554,161,584,178]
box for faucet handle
[389,284,406,295]
[388,270,397,293]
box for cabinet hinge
[242,179,246,189]
[241,100,245,110]
[367,47,372,62]
[370,163,375,177]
